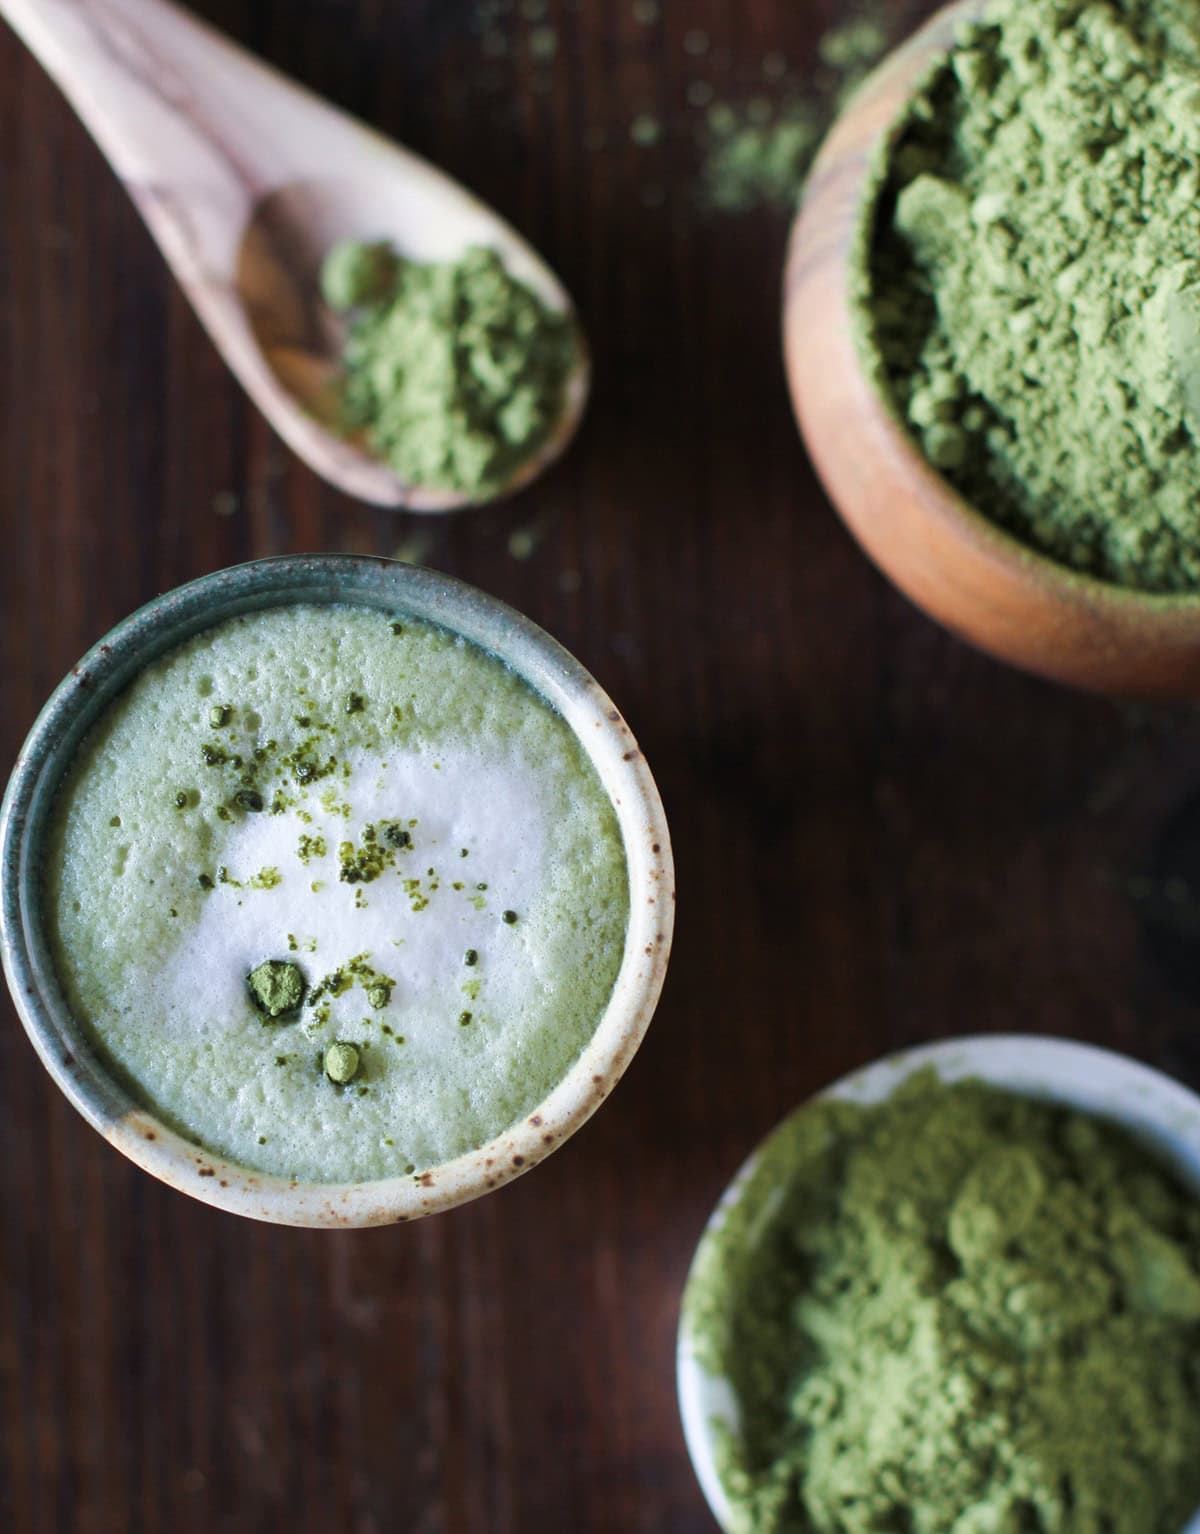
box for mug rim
[676,1034,1200,1533]
[0,554,674,1227]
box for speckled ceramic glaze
[677,1036,1200,1534]
[0,556,674,1227]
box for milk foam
[46,605,629,1182]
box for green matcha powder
[321,241,577,498]
[862,0,1200,593]
[685,1074,1200,1534]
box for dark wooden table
[5,2,1200,1530]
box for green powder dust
[321,241,578,499]
[323,1041,361,1085]
[817,16,890,83]
[702,103,821,214]
[246,959,306,1018]
[862,0,1200,593]
[698,16,889,214]
[684,1072,1200,1534]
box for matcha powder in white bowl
[678,1037,1200,1534]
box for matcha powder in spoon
[862,0,1200,593]
[321,241,577,498]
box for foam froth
[46,604,629,1183]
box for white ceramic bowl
[677,1035,1200,1534]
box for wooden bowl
[784,0,1200,697]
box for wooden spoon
[2,0,589,511]
[784,0,1200,697]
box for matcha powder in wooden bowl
[861,0,1200,593]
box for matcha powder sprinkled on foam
[247,959,306,1019]
[685,1073,1200,1534]
[863,0,1200,592]
[323,1041,361,1085]
[320,241,578,499]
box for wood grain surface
[4,2,1200,1531]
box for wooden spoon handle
[1,0,360,494]
[0,0,393,278]
[1,0,589,512]
[3,0,267,280]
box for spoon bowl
[237,175,589,511]
[784,0,1200,696]
[2,0,588,510]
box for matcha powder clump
[685,1074,1200,1533]
[321,241,577,498]
[864,0,1200,592]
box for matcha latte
[43,602,630,1185]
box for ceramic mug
[0,555,674,1226]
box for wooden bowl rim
[797,0,1200,629]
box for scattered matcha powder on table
[703,102,822,214]
[320,241,578,499]
[817,15,890,88]
[685,1072,1200,1534]
[863,0,1200,592]
[698,14,891,214]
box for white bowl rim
[676,1034,1200,1534]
